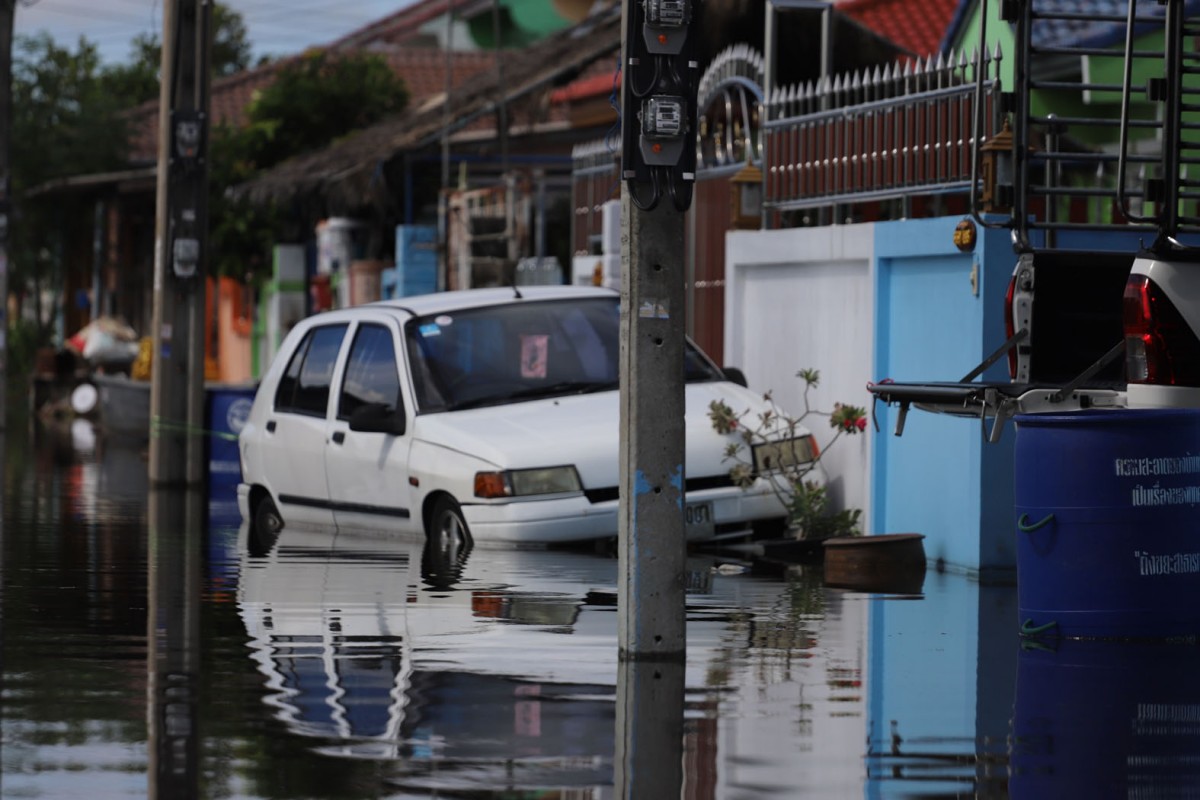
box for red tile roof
[838,0,961,58]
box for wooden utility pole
[150,0,211,486]
[0,0,14,429]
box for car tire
[253,493,285,539]
[430,496,472,547]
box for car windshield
[405,296,724,411]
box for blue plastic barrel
[1010,639,1200,796]
[1014,409,1200,639]
[206,383,257,493]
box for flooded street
[4,416,1200,798]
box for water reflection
[1011,638,1200,798]
[147,488,204,800]
[18,416,1200,797]
[616,659,684,798]
[232,524,872,795]
[866,578,1017,796]
[236,527,620,789]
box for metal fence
[763,48,1004,213]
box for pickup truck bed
[868,249,1133,440]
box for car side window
[274,324,348,416]
[338,323,402,422]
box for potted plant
[709,368,867,541]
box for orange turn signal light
[474,472,511,498]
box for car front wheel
[430,496,472,547]
[254,493,284,536]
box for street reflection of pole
[615,659,684,798]
[147,488,203,800]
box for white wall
[724,224,875,524]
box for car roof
[367,285,619,317]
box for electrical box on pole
[620,0,700,212]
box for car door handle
[266,420,276,433]
[331,431,345,445]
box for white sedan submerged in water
[237,286,822,545]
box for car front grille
[583,474,737,504]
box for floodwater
[4,417,1200,798]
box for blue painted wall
[871,216,1017,578]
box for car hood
[411,382,797,488]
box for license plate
[685,501,715,539]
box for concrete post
[150,0,211,486]
[617,190,688,660]
[0,0,13,428]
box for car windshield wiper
[449,380,618,410]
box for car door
[325,317,417,533]
[258,322,350,526]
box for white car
[237,286,822,545]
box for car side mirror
[722,367,748,388]
[347,402,406,436]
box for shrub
[709,368,866,539]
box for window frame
[336,322,404,423]
[273,323,350,418]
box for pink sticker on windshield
[520,335,549,379]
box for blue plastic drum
[1014,409,1200,639]
[206,383,257,493]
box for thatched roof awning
[233,7,622,209]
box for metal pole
[617,0,688,661]
[492,0,508,176]
[440,0,453,291]
[92,201,104,322]
[0,0,14,428]
[150,0,211,487]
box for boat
[91,374,257,491]
[92,372,151,439]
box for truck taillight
[1004,274,1017,379]
[1122,274,1200,385]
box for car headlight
[752,435,818,473]
[474,466,583,498]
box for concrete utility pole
[150,0,211,486]
[617,193,688,660]
[616,0,690,662]
[0,0,14,429]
